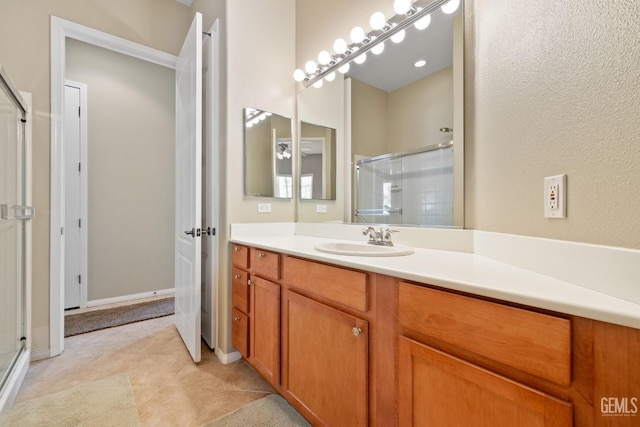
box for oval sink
[314,242,415,257]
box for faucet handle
[383,228,399,243]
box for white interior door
[200,20,220,349]
[175,12,202,363]
[63,84,81,309]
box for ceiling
[175,0,193,7]
[346,7,459,92]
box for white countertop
[230,228,640,330]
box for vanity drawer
[283,256,368,312]
[231,308,249,358]
[232,268,250,314]
[232,244,249,269]
[250,248,280,281]
[398,282,571,386]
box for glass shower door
[0,67,27,392]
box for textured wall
[467,0,640,248]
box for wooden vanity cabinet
[249,275,280,386]
[231,245,250,358]
[230,244,281,388]
[283,290,369,427]
[398,281,573,426]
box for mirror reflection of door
[300,122,336,200]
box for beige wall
[0,0,193,355]
[219,0,296,354]
[351,79,388,158]
[388,67,453,152]
[66,39,175,301]
[466,0,640,249]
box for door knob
[184,228,196,237]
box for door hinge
[78,218,81,228]
[78,275,81,284]
[78,106,81,117]
[79,162,81,173]
[61,226,64,235]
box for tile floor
[15,315,274,426]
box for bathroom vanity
[230,225,640,426]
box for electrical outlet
[544,175,567,218]
[316,204,327,213]
[257,203,272,213]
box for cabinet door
[231,267,249,314]
[284,291,368,426]
[250,276,280,386]
[231,308,249,358]
[398,337,573,427]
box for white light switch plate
[316,204,327,213]
[544,174,566,218]
[257,203,272,213]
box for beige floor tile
[14,315,276,426]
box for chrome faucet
[362,226,398,246]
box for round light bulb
[393,0,412,15]
[338,63,351,74]
[305,60,317,74]
[312,79,324,89]
[350,26,365,44]
[333,38,347,55]
[414,59,426,68]
[354,53,367,64]
[246,122,253,128]
[441,0,460,14]
[318,50,332,65]
[391,29,406,43]
[414,14,431,30]
[370,12,386,30]
[371,42,385,55]
[325,71,336,82]
[293,69,306,82]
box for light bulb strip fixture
[300,0,452,88]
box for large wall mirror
[244,108,293,198]
[297,1,464,227]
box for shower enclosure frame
[0,64,32,418]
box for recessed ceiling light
[414,60,427,68]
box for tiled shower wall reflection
[355,147,453,226]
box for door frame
[63,80,88,309]
[50,17,178,357]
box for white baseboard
[215,348,242,365]
[30,348,52,362]
[87,288,174,308]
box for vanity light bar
[300,0,452,88]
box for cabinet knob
[233,316,240,321]
[234,274,241,279]
[352,327,362,337]
[258,252,265,258]
[234,246,240,252]
[247,279,253,286]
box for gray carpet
[64,297,174,337]
[202,394,311,427]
